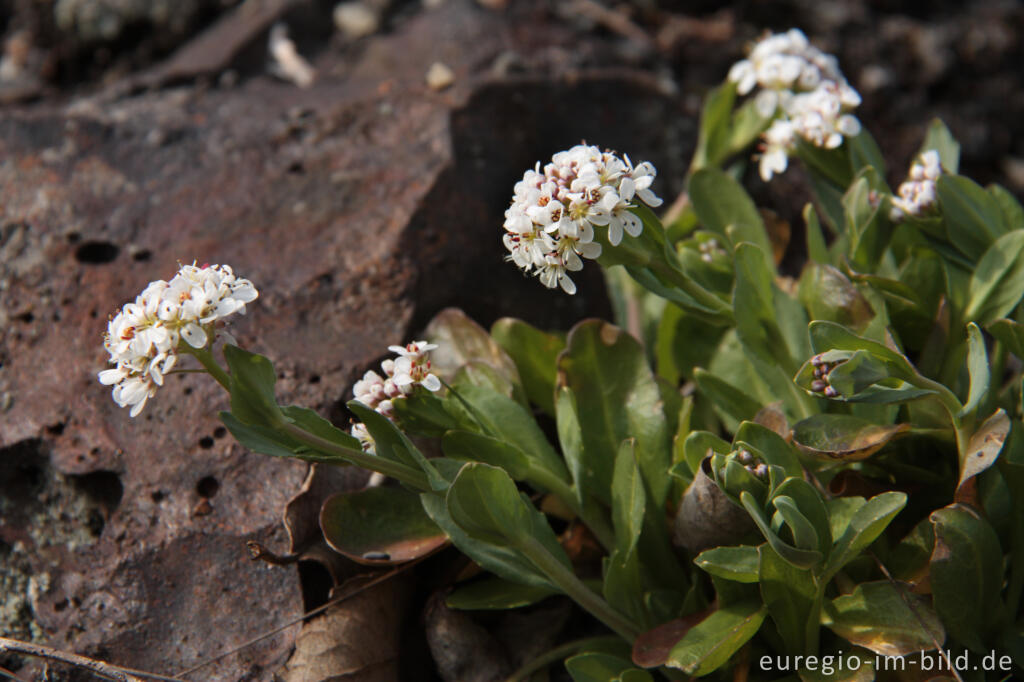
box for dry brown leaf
[281,575,412,682]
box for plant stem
[278,420,431,491]
[188,345,231,391]
[520,536,641,642]
[504,635,623,681]
[525,463,616,551]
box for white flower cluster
[98,263,258,417]
[728,28,863,181]
[349,341,441,453]
[502,144,663,294]
[890,150,942,221]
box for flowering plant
[100,28,1024,680]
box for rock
[425,61,455,90]
[0,0,688,678]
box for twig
[0,638,178,682]
[174,557,425,679]
[562,0,654,51]
[246,540,299,565]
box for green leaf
[693,368,763,428]
[726,98,771,158]
[555,386,586,506]
[320,486,447,564]
[694,546,760,583]
[446,463,572,577]
[989,318,1024,360]
[448,384,568,481]
[665,601,766,675]
[824,491,907,581]
[445,576,557,610]
[603,548,648,629]
[222,344,284,426]
[843,170,890,270]
[964,230,1024,324]
[960,322,990,417]
[491,317,564,414]
[612,440,646,557]
[929,504,1005,652]
[282,405,360,449]
[920,118,960,173]
[733,243,791,367]
[220,411,350,463]
[823,580,944,656]
[691,81,737,171]
[808,321,918,381]
[798,263,874,333]
[391,391,459,436]
[792,414,909,462]
[558,321,672,505]
[991,183,1024,232]
[426,307,524,395]
[740,492,822,569]
[683,430,732,482]
[565,653,636,682]
[690,168,772,256]
[733,421,802,478]
[441,430,533,483]
[446,462,534,546]
[804,203,829,264]
[772,477,832,554]
[937,174,1007,262]
[421,492,554,590]
[758,544,819,656]
[847,129,887,177]
[349,400,449,490]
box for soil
[1,0,1022,679]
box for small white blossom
[348,339,442,452]
[503,144,661,293]
[98,262,258,417]
[729,28,862,181]
[890,150,943,221]
[351,422,376,454]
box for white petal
[558,273,577,295]
[421,374,441,392]
[182,323,208,349]
[623,212,643,237]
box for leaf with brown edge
[792,414,909,462]
[631,608,712,668]
[956,409,1009,505]
[753,402,789,440]
[320,486,448,565]
[425,307,523,393]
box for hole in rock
[74,241,120,264]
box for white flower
[351,422,376,454]
[99,262,258,417]
[890,150,943,221]
[350,338,442,428]
[502,144,661,293]
[727,28,862,181]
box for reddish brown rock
[0,0,688,678]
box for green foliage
[179,49,1024,682]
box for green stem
[504,636,623,682]
[189,346,231,391]
[526,463,616,551]
[278,421,431,491]
[520,536,641,642]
